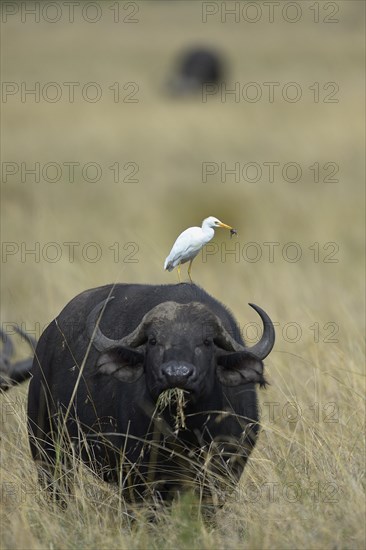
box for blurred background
[1,1,364,341]
[1,2,365,547]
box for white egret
[164,216,234,282]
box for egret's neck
[201,222,215,239]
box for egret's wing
[165,227,207,268]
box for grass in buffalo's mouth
[155,388,188,432]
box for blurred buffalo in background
[167,47,225,95]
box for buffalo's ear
[217,351,266,387]
[96,347,144,383]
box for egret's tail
[164,257,174,271]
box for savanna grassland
[1,1,365,549]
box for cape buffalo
[0,328,36,391]
[167,48,224,95]
[27,283,275,504]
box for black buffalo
[167,48,224,95]
[0,328,36,390]
[27,283,275,504]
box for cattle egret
[164,216,234,282]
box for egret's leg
[177,264,182,283]
[187,260,193,283]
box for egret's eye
[203,338,211,347]
[149,337,157,346]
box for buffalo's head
[87,298,275,401]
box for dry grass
[155,388,188,432]
[1,1,365,548]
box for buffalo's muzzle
[160,361,195,388]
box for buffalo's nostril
[161,361,194,387]
[163,363,193,378]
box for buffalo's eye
[149,337,157,346]
[203,338,211,347]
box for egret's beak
[218,222,233,230]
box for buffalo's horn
[87,299,275,360]
[87,299,180,351]
[211,319,245,352]
[0,329,34,391]
[0,329,14,361]
[246,303,275,359]
[13,327,37,349]
[213,303,275,359]
[86,297,119,351]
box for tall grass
[1,1,365,548]
[1,335,364,549]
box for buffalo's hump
[58,282,240,343]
